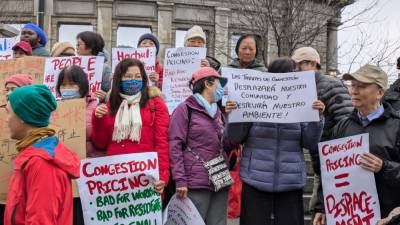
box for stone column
[157,1,174,64]
[97,0,113,57]
[214,7,230,66]
[43,0,53,50]
[326,14,341,75]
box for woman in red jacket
[91,58,170,193]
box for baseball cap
[343,64,388,89]
[191,67,227,87]
[12,41,33,55]
[292,47,321,65]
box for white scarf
[112,92,142,143]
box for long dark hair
[56,65,89,97]
[268,57,297,73]
[109,58,149,115]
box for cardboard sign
[111,47,157,74]
[0,98,86,203]
[0,37,17,60]
[319,134,381,225]
[44,56,104,97]
[222,68,319,123]
[163,194,205,225]
[162,47,206,113]
[0,56,45,106]
[77,153,162,225]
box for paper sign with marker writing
[111,47,157,74]
[44,56,104,97]
[222,68,319,123]
[0,37,17,60]
[0,98,86,203]
[77,153,162,225]
[162,47,206,113]
[318,133,380,225]
[163,194,205,225]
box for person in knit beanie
[137,33,164,89]
[4,74,33,95]
[20,23,50,57]
[51,42,75,57]
[184,25,211,68]
[3,84,80,225]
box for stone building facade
[0,0,348,73]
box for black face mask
[59,53,75,57]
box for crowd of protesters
[1,22,400,225]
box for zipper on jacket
[11,203,18,225]
[273,125,281,192]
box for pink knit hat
[5,74,33,87]
[191,67,227,87]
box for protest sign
[0,98,86,203]
[111,47,157,74]
[0,56,45,106]
[163,194,205,225]
[0,37,17,60]
[162,47,206,113]
[43,56,104,97]
[77,152,162,225]
[222,68,319,123]
[318,133,380,225]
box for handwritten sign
[44,56,104,97]
[111,47,156,74]
[0,56,45,106]
[222,68,319,123]
[162,47,206,113]
[77,153,162,225]
[0,98,86,203]
[0,37,17,60]
[318,133,380,225]
[163,194,205,225]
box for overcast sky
[338,0,400,82]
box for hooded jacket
[4,136,80,225]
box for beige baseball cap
[342,64,388,89]
[292,47,321,65]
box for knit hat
[51,42,75,57]
[8,84,57,127]
[5,74,33,87]
[23,23,47,46]
[192,67,227,87]
[184,25,206,45]
[137,33,160,55]
[12,41,33,55]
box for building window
[117,26,152,48]
[230,34,240,59]
[58,24,93,48]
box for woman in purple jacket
[169,67,232,225]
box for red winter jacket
[155,60,164,90]
[91,87,170,183]
[4,136,80,225]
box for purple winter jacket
[169,95,231,190]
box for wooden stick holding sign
[222,67,319,123]
[318,133,381,225]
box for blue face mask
[60,88,81,100]
[213,83,224,102]
[120,80,143,95]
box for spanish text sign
[162,47,206,113]
[77,153,162,225]
[318,133,380,225]
[222,68,319,123]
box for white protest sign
[0,37,17,60]
[163,194,205,225]
[222,68,319,123]
[162,47,207,113]
[112,47,157,74]
[77,153,162,225]
[319,133,380,225]
[43,56,104,97]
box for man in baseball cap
[343,64,388,89]
[12,41,32,58]
[292,46,321,70]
